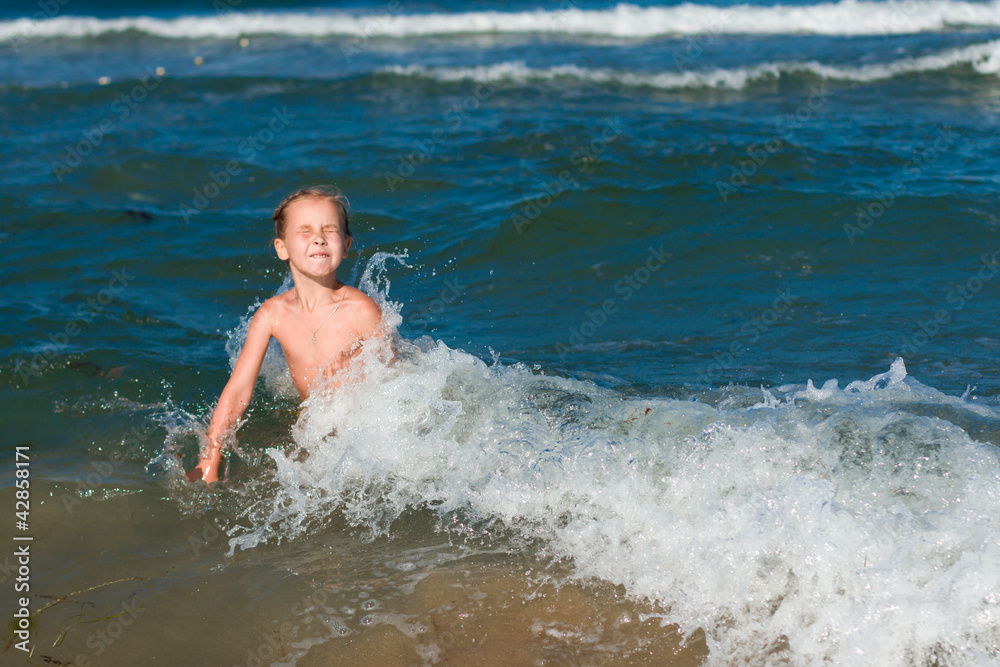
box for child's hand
[187,437,221,483]
[186,462,214,483]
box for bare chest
[271,316,362,393]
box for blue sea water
[2,0,1000,665]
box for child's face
[273,197,351,279]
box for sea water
[2,1,1000,665]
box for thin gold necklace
[294,285,347,344]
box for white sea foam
[214,256,1000,666]
[380,38,1000,89]
[3,1,1000,42]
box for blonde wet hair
[272,185,351,240]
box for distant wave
[380,39,1000,89]
[3,1,1000,42]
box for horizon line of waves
[4,1,1000,42]
[378,42,1000,90]
[11,38,999,91]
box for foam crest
[4,1,1000,43]
[219,298,1000,667]
[382,39,1000,89]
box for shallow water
[2,0,1000,665]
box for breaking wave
[4,0,1000,43]
[379,38,1000,89]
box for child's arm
[186,304,274,483]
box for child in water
[187,186,383,483]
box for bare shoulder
[254,291,293,324]
[344,286,382,333]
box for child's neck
[292,273,343,311]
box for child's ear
[274,238,289,260]
[343,236,352,257]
